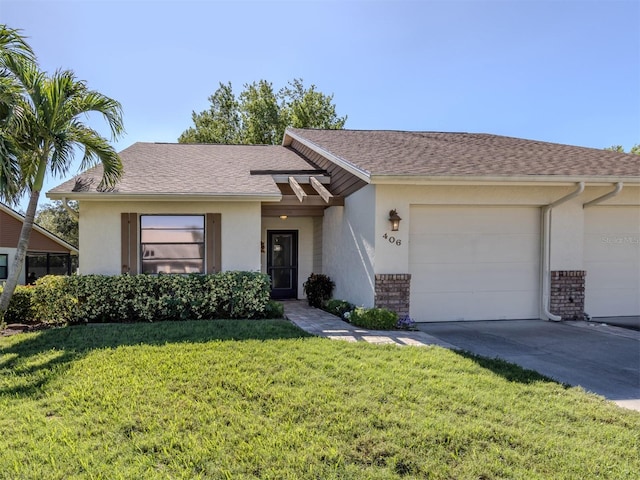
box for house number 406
[383,233,402,246]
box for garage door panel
[410,206,539,235]
[474,235,538,263]
[414,291,538,321]
[586,289,640,318]
[585,237,640,262]
[411,234,539,264]
[585,206,640,317]
[411,262,538,293]
[584,208,640,234]
[410,234,476,263]
[409,206,540,322]
[586,262,640,290]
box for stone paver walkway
[283,300,455,348]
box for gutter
[370,175,640,185]
[583,182,623,208]
[540,182,585,321]
[47,192,283,203]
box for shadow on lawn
[0,319,311,398]
[454,350,566,386]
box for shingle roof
[287,128,640,178]
[48,142,322,196]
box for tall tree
[178,82,241,144]
[35,201,79,247]
[179,78,347,145]
[240,80,281,145]
[281,78,346,131]
[0,26,124,315]
[605,144,640,154]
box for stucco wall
[79,201,262,275]
[261,216,314,300]
[322,185,376,307]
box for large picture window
[140,215,205,274]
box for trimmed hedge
[5,272,272,325]
[349,307,398,330]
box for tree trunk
[0,188,41,317]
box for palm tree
[0,25,35,202]
[0,28,124,315]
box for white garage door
[584,206,640,317]
[409,206,540,322]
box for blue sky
[1,0,639,207]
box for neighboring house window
[25,253,73,281]
[0,254,7,279]
[140,215,205,274]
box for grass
[0,320,639,479]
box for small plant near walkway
[322,298,354,320]
[0,320,638,478]
[303,273,334,307]
[323,300,417,331]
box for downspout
[583,182,623,209]
[541,182,585,321]
[62,197,79,220]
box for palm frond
[0,131,25,202]
[0,25,36,65]
[68,122,122,188]
[67,88,125,139]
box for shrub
[62,272,271,323]
[323,299,354,320]
[350,307,398,330]
[212,271,272,319]
[263,300,284,319]
[1,285,35,324]
[31,275,77,325]
[303,273,335,308]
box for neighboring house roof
[48,142,324,199]
[285,128,640,182]
[0,203,78,254]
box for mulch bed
[1,323,50,336]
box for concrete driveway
[417,319,640,411]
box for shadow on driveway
[417,319,640,411]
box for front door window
[267,231,298,299]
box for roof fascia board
[0,203,79,254]
[46,193,283,203]
[284,129,371,183]
[370,175,640,186]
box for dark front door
[267,231,298,299]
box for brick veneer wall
[550,270,586,320]
[374,274,411,318]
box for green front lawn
[1,320,638,479]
